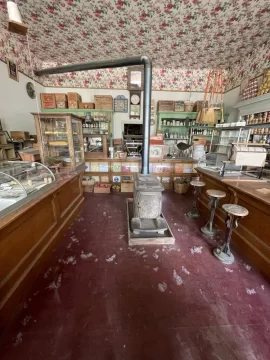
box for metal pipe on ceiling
[34,56,152,175]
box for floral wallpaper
[41,64,217,92]
[0,0,269,91]
[0,24,42,83]
[225,41,270,91]
[14,0,270,68]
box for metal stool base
[201,224,218,237]
[213,246,234,264]
[187,211,200,220]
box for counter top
[196,167,270,207]
[0,173,80,230]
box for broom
[219,71,225,123]
[203,71,218,125]
[196,71,211,124]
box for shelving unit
[83,158,198,190]
[234,93,270,117]
[157,111,228,150]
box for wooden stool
[201,189,226,236]
[213,204,249,264]
[187,180,205,219]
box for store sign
[114,95,128,113]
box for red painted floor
[1,192,270,360]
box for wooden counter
[196,168,270,277]
[0,173,84,330]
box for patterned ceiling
[1,0,270,69]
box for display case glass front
[211,128,250,155]
[0,161,55,216]
[33,113,84,171]
[82,111,112,135]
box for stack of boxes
[40,93,113,110]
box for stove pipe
[34,56,152,175]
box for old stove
[131,173,168,235]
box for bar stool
[201,189,226,236]
[213,204,249,264]
[187,180,205,219]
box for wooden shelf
[234,93,270,116]
[41,108,113,113]
[246,122,270,128]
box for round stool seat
[190,181,205,187]
[206,189,226,198]
[222,204,249,217]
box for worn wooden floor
[1,192,270,359]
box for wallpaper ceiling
[0,0,269,91]
[15,0,270,68]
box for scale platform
[127,198,175,245]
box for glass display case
[210,127,250,156]
[0,161,55,216]
[82,111,113,135]
[32,113,84,171]
[83,134,108,159]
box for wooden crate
[158,100,175,111]
[79,102,95,109]
[121,181,134,193]
[174,101,185,112]
[67,92,82,109]
[94,95,113,110]
[94,184,111,193]
[55,93,67,102]
[40,93,56,109]
[195,101,208,112]
[10,131,30,140]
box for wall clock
[26,82,36,99]
[130,91,141,119]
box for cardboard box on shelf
[79,102,95,109]
[94,95,113,110]
[121,181,134,193]
[113,138,123,145]
[94,183,111,193]
[55,93,67,102]
[10,131,30,140]
[157,100,175,112]
[67,92,82,109]
[40,93,56,108]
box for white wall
[45,87,204,138]
[224,87,241,122]
[0,61,44,134]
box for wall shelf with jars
[243,111,270,146]
[82,110,113,136]
[157,111,228,148]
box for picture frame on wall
[7,60,19,82]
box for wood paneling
[0,174,84,331]
[197,169,270,277]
